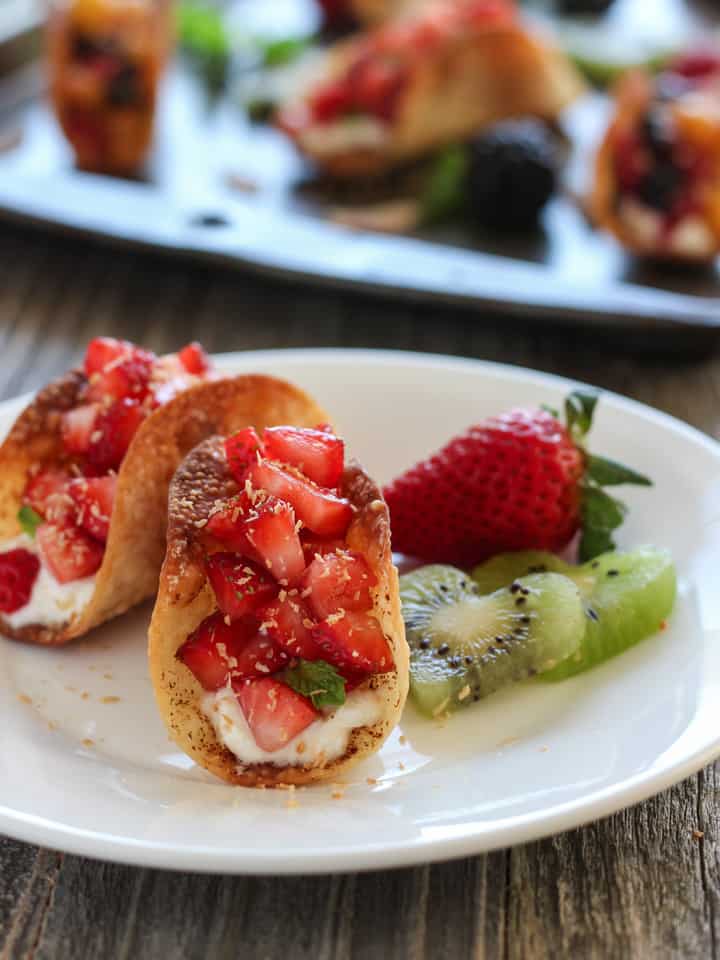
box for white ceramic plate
[1,349,719,874]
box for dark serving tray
[0,0,718,332]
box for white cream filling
[202,686,384,767]
[619,200,715,258]
[618,198,662,248]
[0,534,96,629]
[668,216,715,257]
[300,117,388,156]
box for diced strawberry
[178,611,288,689]
[612,126,649,193]
[61,403,101,455]
[83,337,133,376]
[86,347,155,403]
[37,522,104,583]
[225,427,264,484]
[248,460,353,538]
[231,633,289,680]
[85,398,145,473]
[301,550,377,620]
[23,469,71,517]
[205,553,278,620]
[243,496,306,584]
[316,0,351,27]
[176,612,242,691]
[44,491,76,526]
[0,548,40,613]
[66,475,116,543]
[310,82,352,124]
[312,611,394,677]
[178,341,210,375]
[235,677,318,752]
[301,536,346,564]
[62,108,104,167]
[670,49,720,81]
[351,56,406,123]
[263,426,345,488]
[205,491,257,551]
[258,595,322,659]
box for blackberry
[71,31,116,62]
[467,120,559,230]
[641,107,674,160]
[106,64,142,108]
[637,163,683,212]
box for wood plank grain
[0,839,61,959]
[0,222,719,960]
[508,782,711,960]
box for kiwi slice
[472,547,677,680]
[399,565,585,717]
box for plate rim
[1,346,718,875]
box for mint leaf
[564,390,599,443]
[177,2,230,59]
[585,454,652,487]
[284,659,346,710]
[177,1,231,96]
[421,146,469,225]
[17,505,42,539]
[259,36,309,68]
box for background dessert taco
[279,0,583,177]
[591,52,720,261]
[0,345,328,646]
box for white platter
[1,348,718,874]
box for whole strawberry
[384,391,650,567]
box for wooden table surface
[1,222,719,960]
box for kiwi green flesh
[472,547,677,681]
[400,567,584,717]
[472,551,569,594]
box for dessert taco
[149,419,408,787]
[0,341,326,646]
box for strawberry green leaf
[565,390,599,443]
[582,485,627,529]
[585,454,652,487]
[17,505,43,539]
[579,525,616,563]
[284,659,346,710]
[579,485,627,561]
[541,403,560,419]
